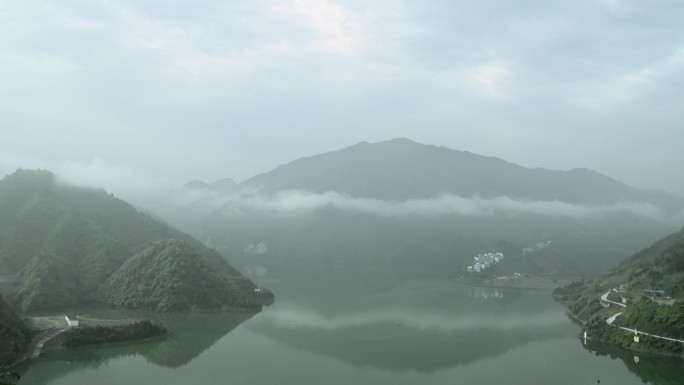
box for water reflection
[246,281,571,373]
[15,311,255,384]
[143,312,255,368]
[583,341,684,385]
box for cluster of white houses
[466,252,504,273]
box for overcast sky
[1,0,683,197]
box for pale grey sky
[1,0,683,197]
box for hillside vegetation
[0,169,267,313]
[555,226,684,355]
[63,320,167,347]
[0,294,30,368]
[99,239,258,311]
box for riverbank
[456,274,574,291]
[62,320,168,347]
[554,288,684,358]
[1,315,164,371]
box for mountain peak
[386,137,419,144]
[4,168,56,183]
[182,178,236,194]
[183,180,210,190]
[375,138,422,148]
[239,139,684,208]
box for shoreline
[455,275,570,292]
[554,296,684,359]
[55,331,170,351]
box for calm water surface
[14,277,684,385]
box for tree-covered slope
[99,239,258,311]
[0,169,264,312]
[555,226,684,355]
[0,293,30,368]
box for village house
[65,315,79,327]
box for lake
[13,276,684,385]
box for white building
[65,315,79,327]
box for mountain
[183,178,236,195]
[240,138,683,210]
[173,139,682,279]
[555,226,684,355]
[0,169,266,312]
[0,293,30,367]
[99,239,258,311]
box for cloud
[1,0,683,197]
[172,53,249,75]
[471,61,511,97]
[270,0,369,56]
[53,158,159,196]
[258,303,567,332]
[219,190,666,220]
[576,49,684,108]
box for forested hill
[558,225,684,306]
[0,293,30,367]
[0,169,264,312]
[99,239,259,311]
[555,226,684,355]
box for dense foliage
[63,320,167,347]
[0,169,263,313]
[555,226,684,355]
[0,294,30,368]
[0,372,20,385]
[99,239,259,311]
[620,299,684,341]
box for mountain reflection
[142,312,256,368]
[247,281,570,373]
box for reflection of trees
[13,343,156,385]
[142,312,255,368]
[583,341,684,385]
[13,311,255,385]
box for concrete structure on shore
[65,315,79,327]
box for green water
[13,278,684,385]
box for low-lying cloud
[222,190,667,220]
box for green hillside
[555,226,684,355]
[99,239,257,311]
[0,293,30,368]
[0,169,266,313]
